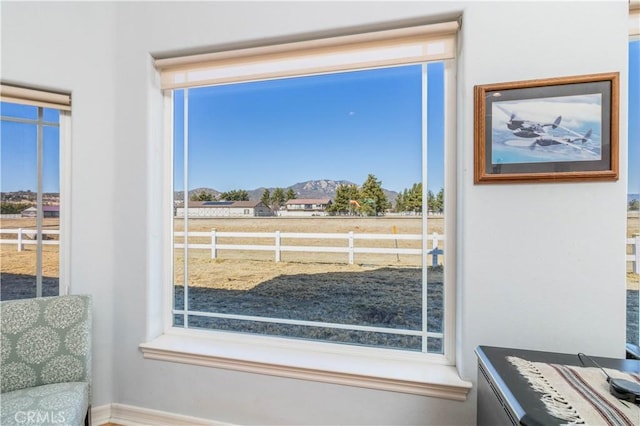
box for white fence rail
[1,228,638,273]
[0,228,60,251]
[174,230,444,266]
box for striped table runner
[508,356,640,425]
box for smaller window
[0,85,70,300]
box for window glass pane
[1,120,38,299]
[173,89,185,292]
[0,102,38,120]
[42,125,60,296]
[627,39,639,348]
[426,61,445,353]
[43,108,60,124]
[173,64,447,352]
[1,103,61,300]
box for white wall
[1,1,629,425]
[1,1,118,407]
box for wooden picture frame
[474,72,619,184]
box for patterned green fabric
[0,382,89,426]
[1,296,92,426]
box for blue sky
[174,63,445,194]
[0,104,60,193]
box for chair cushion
[0,382,89,426]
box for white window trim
[141,21,471,400]
[631,2,640,38]
[59,110,71,295]
[140,327,471,400]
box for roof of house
[229,200,266,208]
[186,200,266,208]
[20,206,59,212]
[285,198,332,205]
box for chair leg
[85,405,92,426]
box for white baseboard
[92,403,234,426]
[91,404,112,425]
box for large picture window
[157,22,458,361]
[171,61,449,353]
[0,86,70,300]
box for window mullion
[421,63,429,353]
[183,89,190,328]
[36,107,44,297]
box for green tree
[271,187,286,211]
[436,188,444,214]
[395,185,417,213]
[219,189,249,201]
[329,184,360,215]
[261,189,271,206]
[406,182,422,213]
[426,189,435,213]
[191,190,215,202]
[630,199,640,211]
[427,188,444,213]
[394,189,407,213]
[285,188,297,201]
[359,174,389,216]
[0,202,32,214]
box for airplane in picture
[531,129,592,149]
[494,104,598,157]
[502,110,562,139]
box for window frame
[140,23,471,399]
[0,85,71,298]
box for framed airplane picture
[474,72,619,183]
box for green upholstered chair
[1,295,92,426]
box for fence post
[17,228,23,252]
[430,232,444,267]
[211,229,217,259]
[348,231,354,265]
[635,234,639,274]
[275,231,281,262]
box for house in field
[20,206,37,217]
[43,206,60,218]
[20,205,60,218]
[176,200,272,218]
[282,198,332,216]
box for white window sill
[139,328,472,400]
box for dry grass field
[0,217,60,278]
[173,216,437,288]
[1,213,638,291]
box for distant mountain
[629,193,639,202]
[251,179,399,203]
[176,179,399,204]
[290,179,357,199]
[247,179,354,201]
[174,187,220,201]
